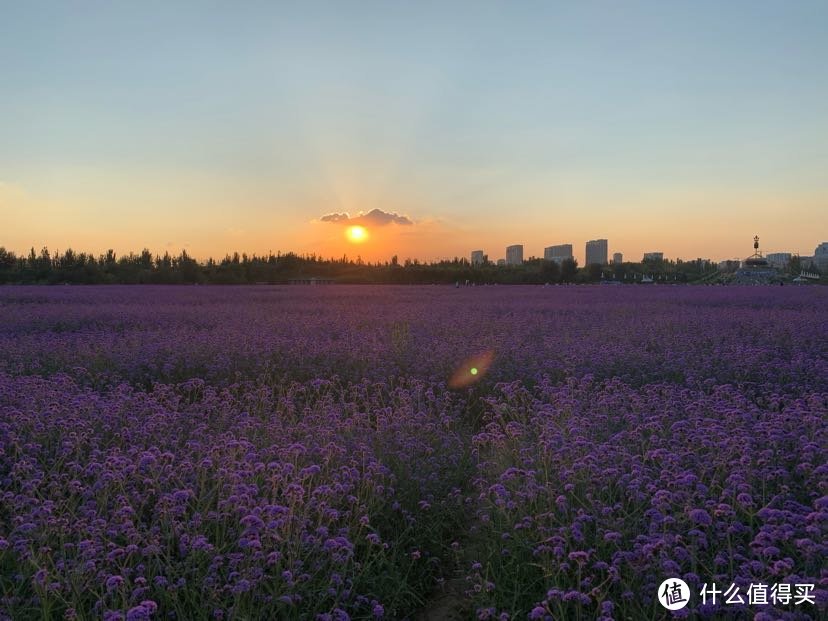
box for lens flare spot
[449,350,494,388]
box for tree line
[0,246,781,285]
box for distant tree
[31,247,52,281]
[0,247,17,283]
[560,258,578,282]
[539,260,560,283]
[177,250,200,283]
[0,247,14,269]
[139,249,153,269]
[586,263,603,282]
[787,255,801,275]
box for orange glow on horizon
[3,180,825,265]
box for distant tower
[742,235,770,268]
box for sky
[1,0,827,264]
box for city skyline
[2,2,827,264]
[471,236,828,266]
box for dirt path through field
[414,576,469,620]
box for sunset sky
[2,1,826,264]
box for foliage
[0,247,733,285]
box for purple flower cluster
[467,377,827,618]
[0,285,825,393]
[0,372,467,618]
[0,284,826,619]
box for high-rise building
[544,244,573,264]
[643,252,664,261]
[585,239,608,266]
[814,242,828,271]
[471,250,486,266]
[506,245,524,266]
[766,252,791,269]
[612,252,623,265]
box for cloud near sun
[319,209,414,227]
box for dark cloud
[319,208,413,226]
[319,213,350,223]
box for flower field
[0,285,826,620]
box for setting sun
[346,225,368,243]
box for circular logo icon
[658,578,690,610]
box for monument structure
[732,236,780,284]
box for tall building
[814,242,828,271]
[643,252,664,261]
[505,245,524,266]
[470,250,486,266]
[585,239,608,266]
[766,252,791,269]
[544,244,573,264]
[612,252,623,265]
